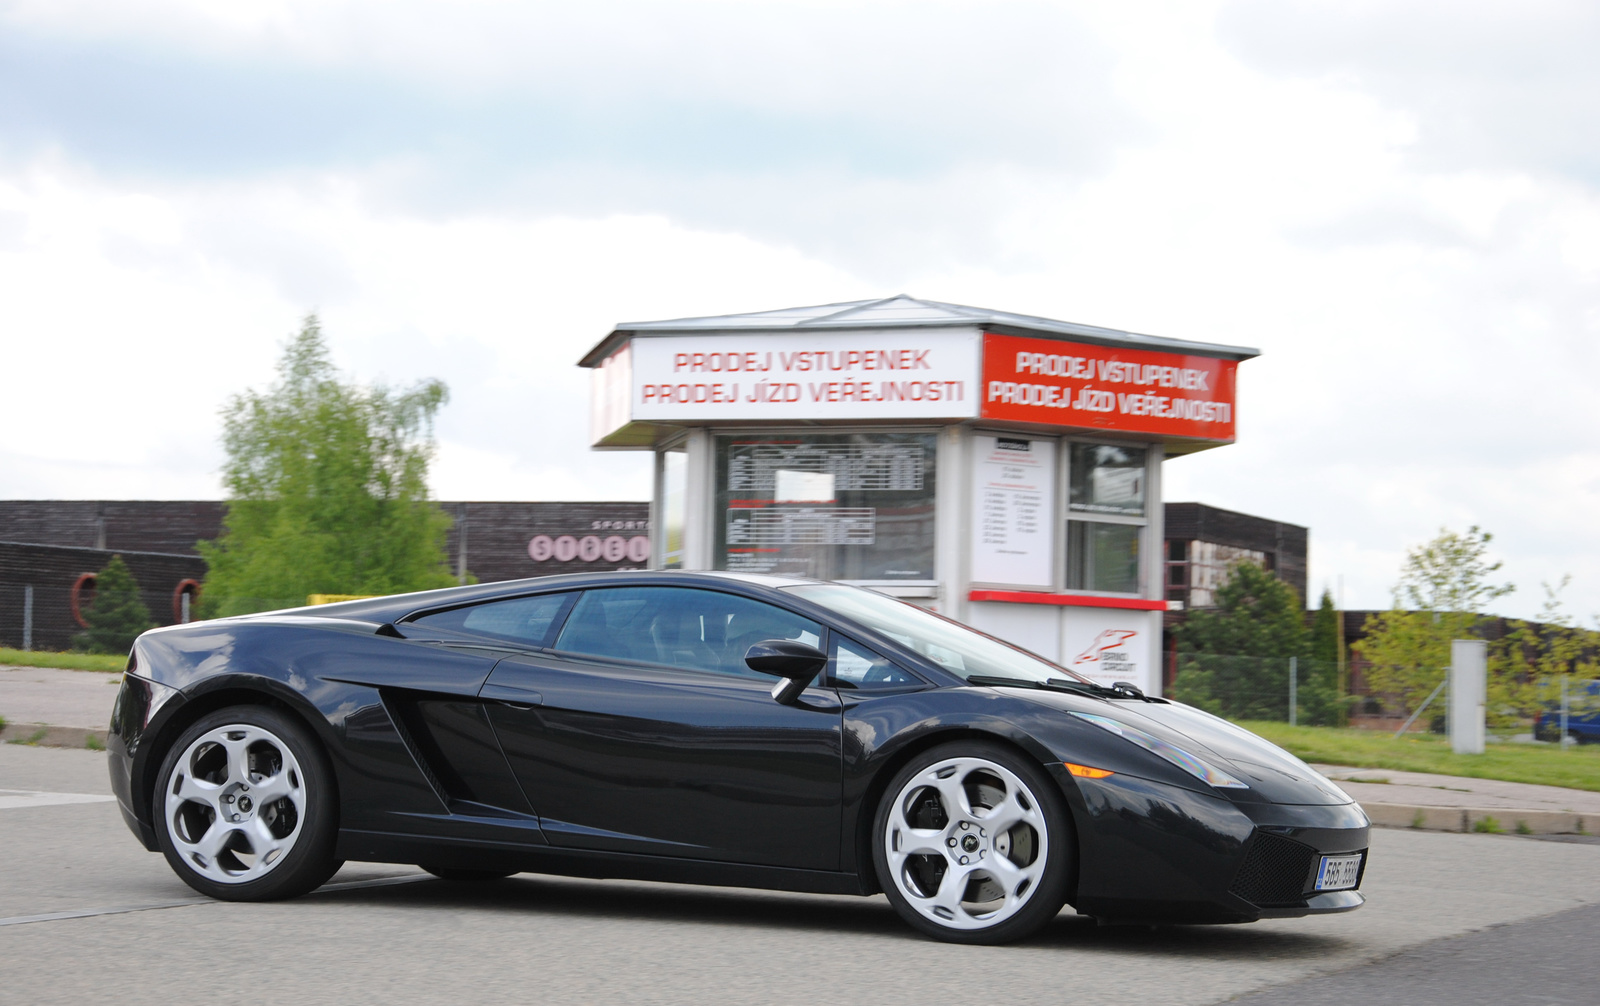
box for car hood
[1013,690,1353,805]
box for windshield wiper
[966,675,1166,702]
[967,674,1114,697]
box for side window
[410,593,574,648]
[555,587,822,680]
[830,637,918,690]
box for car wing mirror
[745,639,828,705]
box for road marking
[0,789,116,810]
[0,873,435,927]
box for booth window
[1066,443,1146,593]
[660,448,687,569]
[712,432,937,581]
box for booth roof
[578,294,1260,367]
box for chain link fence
[1169,651,1600,743]
[1169,654,1348,725]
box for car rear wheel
[873,741,1073,944]
[154,705,341,901]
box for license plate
[1315,853,1363,891]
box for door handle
[480,682,543,709]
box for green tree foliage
[1354,526,1513,716]
[1311,589,1339,664]
[1170,561,1311,720]
[1295,589,1344,726]
[1489,579,1600,730]
[198,316,459,616]
[76,555,154,654]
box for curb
[0,723,109,750]
[1364,801,1590,837]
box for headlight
[1071,712,1249,789]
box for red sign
[980,332,1238,441]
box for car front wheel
[153,705,341,901]
[873,741,1073,944]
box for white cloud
[1,1,1597,621]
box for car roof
[234,569,824,623]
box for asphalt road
[3,743,1598,1006]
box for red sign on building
[980,332,1239,442]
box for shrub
[75,555,154,655]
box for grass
[1238,721,1600,793]
[0,648,125,673]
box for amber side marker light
[1064,762,1114,779]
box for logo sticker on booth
[1062,608,1157,693]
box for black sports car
[109,571,1367,943]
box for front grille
[1230,832,1318,907]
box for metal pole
[22,584,33,651]
[1560,674,1569,750]
[181,590,191,624]
[1289,656,1297,727]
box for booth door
[481,586,843,872]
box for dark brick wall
[0,542,208,652]
[0,501,226,556]
[439,501,651,583]
[0,500,653,601]
[1164,502,1309,603]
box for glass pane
[661,449,687,569]
[830,637,919,689]
[412,593,573,647]
[786,583,1090,685]
[555,586,822,679]
[1069,443,1147,516]
[713,432,937,580]
[1067,521,1141,593]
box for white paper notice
[971,435,1055,587]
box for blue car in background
[1533,680,1600,744]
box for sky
[1,0,1596,621]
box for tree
[1295,588,1344,726]
[1354,526,1513,716]
[198,316,460,616]
[1311,588,1340,664]
[1170,561,1308,720]
[76,555,154,654]
[1489,578,1600,730]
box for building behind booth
[2,496,1317,667]
[0,499,648,651]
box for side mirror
[745,639,828,704]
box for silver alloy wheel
[883,755,1050,932]
[164,723,308,885]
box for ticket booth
[580,296,1257,696]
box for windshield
[784,583,1090,685]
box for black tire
[153,705,342,901]
[420,865,520,882]
[872,740,1074,944]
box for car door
[479,585,844,871]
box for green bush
[75,555,154,655]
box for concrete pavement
[1318,763,1600,836]
[0,664,121,728]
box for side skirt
[336,828,872,897]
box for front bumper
[1057,767,1369,924]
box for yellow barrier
[306,594,379,605]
